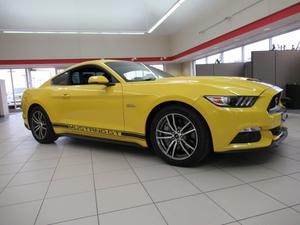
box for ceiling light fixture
[2,31,145,35]
[147,0,186,33]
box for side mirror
[88,76,110,85]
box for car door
[49,64,124,134]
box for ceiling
[0,0,266,35]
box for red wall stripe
[0,2,299,65]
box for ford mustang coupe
[22,60,287,166]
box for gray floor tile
[134,164,179,182]
[36,192,97,225]
[53,163,92,180]
[221,165,281,183]
[94,169,139,189]
[157,194,234,225]
[185,169,243,192]
[0,173,14,188]
[173,163,216,175]
[52,215,98,225]
[97,183,152,213]
[252,176,300,206]
[21,159,58,172]
[0,182,48,206]
[143,176,200,202]
[124,152,163,168]
[0,200,42,225]
[92,158,131,174]
[0,163,24,175]
[58,154,91,167]
[9,168,54,186]
[240,208,300,225]
[207,184,285,220]
[100,204,166,225]
[47,175,94,198]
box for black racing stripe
[52,123,69,128]
[121,132,145,139]
[52,122,145,140]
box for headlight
[205,96,258,107]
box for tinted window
[52,65,116,85]
[105,61,173,82]
[52,72,71,85]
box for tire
[29,106,58,144]
[149,105,211,167]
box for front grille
[231,131,261,144]
[267,92,282,113]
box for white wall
[0,34,170,59]
[0,0,298,61]
[170,0,299,55]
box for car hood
[153,76,278,96]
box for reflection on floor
[0,113,300,225]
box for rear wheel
[149,105,211,166]
[29,106,58,143]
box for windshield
[105,61,173,82]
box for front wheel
[29,106,58,144]
[149,105,211,166]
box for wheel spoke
[181,128,196,136]
[179,141,191,156]
[180,121,191,133]
[157,136,173,140]
[32,117,39,124]
[181,139,196,151]
[166,139,176,154]
[171,141,178,157]
[156,129,173,136]
[33,125,40,132]
[171,114,177,131]
[165,115,175,132]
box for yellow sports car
[21,60,287,166]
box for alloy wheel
[31,111,47,140]
[155,113,198,160]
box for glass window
[207,53,221,64]
[150,64,164,71]
[223,47,242,63]
[52,65,116,85]
[195,58,206,64]
[52,72,71,85]
[0,69,13,107]
[244,39,269,62]
[11,69,28,109]
[30,68,56,88]
[272,29,300,50]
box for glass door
[0,69,14,109]
[11,69,28,110]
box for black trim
[52,123,69,128]
[121,131,145,139]
[52,122,145,140]
[58,133,144,148]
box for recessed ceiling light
[2,30,145,35]
[148,0,186,33]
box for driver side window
[52,65,116,85]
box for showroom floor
[0,113,300,225]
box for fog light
[240,127,261,133]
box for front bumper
[205,87,288,152]
[269,126,288,147]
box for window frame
[51,64,119,86]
